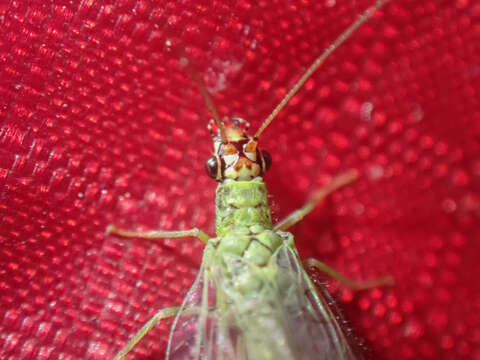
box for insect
[107,0,394,359]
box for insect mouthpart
[205,118,272,181]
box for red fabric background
[1,0,479,359]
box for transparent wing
[167,235,357,360]
[272,238,357,360]
[166,245,240,360]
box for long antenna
[254,0,391,139]
[170,43,228,143]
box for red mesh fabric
[1,0,479,359]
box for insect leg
[114,305,214,359]
[273,169,358,231]
[113,306,181,360]
[106,225,211,244]
[303,258,394,290]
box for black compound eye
[205,156,219,179]
[261,150,272,172]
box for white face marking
[223,154,238,166]
[242,143,257,162]
[225,162,261,181]
[244,151,256,161]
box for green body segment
[166,176,355,359]
[214,178,283,268]
[176,177,353,360]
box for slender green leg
[273,170,393,289]
[106,226,211,358]
[106,225,211,244]
[273,169,358,231]
[304,258,394,290]
[113,306,181,360]
[113,305,213,360]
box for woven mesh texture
[1,0,479,359]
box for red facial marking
[233,157,253,171]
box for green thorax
[215,177,272,236]
[213,178,286,270]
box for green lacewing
[108,1,393,359]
